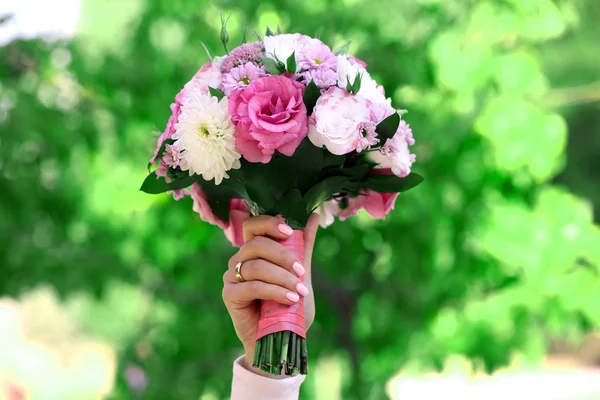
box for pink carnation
[229,75,308,163]
[298,44,337,70]
[191,184,250,247]
[300,68,337,89]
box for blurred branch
[542,80,600,108]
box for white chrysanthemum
[173,90,241,185]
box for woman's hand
[222,214,319,375]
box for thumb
[302,213,320,278]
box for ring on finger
[235,261,246,283]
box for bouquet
[140,24,423,376]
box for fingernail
[286,292,300,302]
[296,283,309,297]
[278,224,293,236]
[292,262,305,277]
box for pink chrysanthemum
[300,68,337,89]
[298,44,337,70]
[220,42,265,73]
[355,121,379,152]
[221,62,267,96]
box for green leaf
[334,40,351,55]
[265,26,275,36]
[276,25,282,35]
[286,51,296,73]
[139,172,196,194]
[209,87,225,101]
[304,176,352,213]
[303,80,321,115]
[375,112,400,142]
[197,180,240,223]
[352,72,362,93]
[269,190,308,229]
[363,172,424,193]
[275,140,324,191]
[260,56,284,75]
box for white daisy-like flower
[172,90,241,184]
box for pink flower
[370,129,416,177]
[308,87,371,154]
[224,198,250,247]
[300,68,337,89]
[150,61,221,164]
[355,121,379,152]
[221,62,266,96]
[191,184,250,247]
[347,55,367,68]
[298,44,337,70]
[220,42,265,73]
[184,61,222,95]
[161,144,181,168]
[229,75,308,163]
[191,183,228,229]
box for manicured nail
[292,262,305,277]
[286,292,300,302]
[296,283,309,297]
[278,224,293,236]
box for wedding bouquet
[140,25,422,376]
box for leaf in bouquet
[303,81,321,116]
[321,152,345,170]
[197,180,239,222]
[286,51,297,73]
[153,138,175,162]
[241,161,282,210]
[276,25,282,35]
[260,56,284,75]
[266,26,275,36]
[334,40,351,55]
[375,112,400,142]
[139,171,195,194]
[363,172,424,193]
[276,141,324,191]
[319,163,371,181]
[268,190,308,229]
[209,87,225,101]
[304,176,352,213]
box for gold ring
[235,261,246,283]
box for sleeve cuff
[231,355,306,400]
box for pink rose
[150,62,221,164]
[191,184,250,247]
[228,75,309,163]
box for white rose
[336,55,391,106]
[308,87,371,155]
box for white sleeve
[230,355,305,400]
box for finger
[242,215,292,243]
[222,280,301,307]
[223,259,309,296]
[228,236,302,275]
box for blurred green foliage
[1,0,599,399]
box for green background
[1,0,599,399]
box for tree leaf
[209,87,225,101]
[375,112,400,142]
[334,40,351,55]
[286,51,296,73]
[363,172,424,193]
[303,80,321,115]
[139,172,196,194]
[260,56,283,75]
